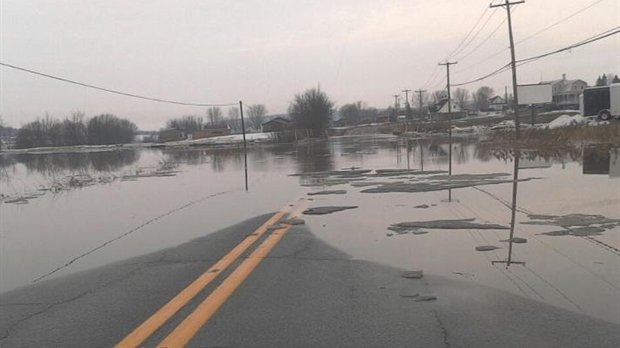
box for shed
[262,117,292,132]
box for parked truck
[580,83,620,120]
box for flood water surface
[1,136,619,324]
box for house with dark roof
[430,98,464,120]
[488,96,507,111]
[542,74,588,109]
[262,117,292,132]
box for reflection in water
[0,150,140,179]
[295,140,334,174]
[582,144,615,176]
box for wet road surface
[1,212,618,347]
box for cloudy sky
[1,0,618,130]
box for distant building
[262,117,292,132]
[192,125,231,139]
[158,128,185,142]
[542,74,588,109]
[488,96,507,111]
[429,98,464,120]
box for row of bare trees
[422,86,496,111]
[166,104,268,134]
[16,113,137,149]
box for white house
[542,74,588,109]
[488,96,506,111]
[435,98,461,114]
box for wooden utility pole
[439,61,457,202]
[490,0,526,267]
[402,89,411,105]
[415,89,427,120]
[392,94,400,108]
[491,0,524,140]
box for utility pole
[415,89,427,119]
[490,0,526,268]
[402,89,412,132]
[491,0,524,140]
[439,61,457,202]
[402,89,411,105]
[392,94,400,108]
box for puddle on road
[1,136,619,325]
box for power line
[0,62,237,107]
[455,17,507,62]
[452,26,619,86]
[454,5,521,63]
[455,0,607,73]
[516,0,607,46]
[422,65,440,89]
[517,26,620,64]
[444,7,490,61]
[450,8,499,61]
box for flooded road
[1,136,619,324]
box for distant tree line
[595,73,620,86]
[16,113,137,149]
[339,101,379,125]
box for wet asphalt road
[1,213,618,348]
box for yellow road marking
[157,223,294,348]
[115,210,288,348]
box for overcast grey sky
[1,0,619,130]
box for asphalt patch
[391,218,509,230]
[302,206,358,215]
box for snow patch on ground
[548,114,587,129]
[162,133,270,147]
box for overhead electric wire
[455,0,607,73]
[455,17,507,62]
[517,26,620,64]
[0,62,237,107]
[516,0,607,46]
[453,5,521,63]
[449,8,499,61]
[444,7,490,61]
[422,65,441,89]
[452,27,619,86]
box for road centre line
[156,219,298,347]
[115,209,289,348]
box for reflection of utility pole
[239,101,248,191]
[419,141,424,171]
[439,61,457,202]
[491,154,526,267]
[491,0,524,140]
[415,89,427,120]
[490,0,526,268]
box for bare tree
[207,107,223,125]
[339,103,361,125]
[228,107,240,132]
[166,115,203,132]
[247,104,267,130]
[454,88,470,111]
[473,86,495,110]
[289,88,334,134]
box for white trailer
[580,83,620,120]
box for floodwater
[1,136,619,324]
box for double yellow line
[116,206,302,348]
